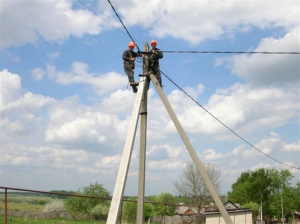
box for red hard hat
[150,40,157,46]
[128,42,135,47]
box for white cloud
[45,110,128,150]
[238,132,299,160]
[42,62,128,95]
[161,83,298,136]
[1,70,55,143]
[47,51,61,59]
[283,141,300,152]
[0,0,103,48]
[203,149,226,161]
[119,0,299,44]
[0,69,22,106]
[31,68,45,80]
[1,0,298,48]
[229,27,300,86]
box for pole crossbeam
[107,43,233,224]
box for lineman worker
[122,41,138,93]
[149,40,163,87]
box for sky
[0,0,299,197]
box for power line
[106,0,141,52]
[77,0,128,37]
[162,50,300,55]
[161,70,300,171]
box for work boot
[133,86,138,93]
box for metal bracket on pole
[149,73,233,224]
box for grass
[0,202,45,212]
[0,216,158,224]
[0,216,105,224]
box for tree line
[45,164,299,223]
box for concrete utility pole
[136,43,149,224]
[281,194,284,224]
[106,42,233,224]
[106,66,148,224]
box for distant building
[204,201,253,224]
[294,211,300,224]
[175,206,199,216]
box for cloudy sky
[1,0,299,196]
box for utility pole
[261,200,263,224]
[106,66,148,224]
[136,43,149,224]
[281,194,284,224]
[106,42,233,224]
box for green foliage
[90,204,109,220]
[122,197,153,221]
[122,200,137,222]
[228,172,252,204]
[151,192,177,216]
[241,202,260,216]
[65,182,110,219]
[144,203,153,220]
[228,168,296,221]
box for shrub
[43,199,66,217]
[90,204,109,220]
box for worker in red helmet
[149,40,163,87]
[122,41,138,93]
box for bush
[65,182,110,220]
[43,199,66,217]
[90,204,109,220]
[122,201,137,222]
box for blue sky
[1,0,299,196]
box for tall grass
[0,216,104,224]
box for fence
[0,186,201,224]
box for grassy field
[1,202,45,212]
[0,216,105,224]
[0,216,155,224]
[0,193,47,212]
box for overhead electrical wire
[161,70,300,171]
[106,0,141,52]
[162,50,300,54]
[77,0,128,37]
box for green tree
[122,198,137,222]
[65,182,110,219]
[144,203,153,220]
[228,168,295,221]
[240,201,260,217]
[122,197,154,222]
[149,192,177,216]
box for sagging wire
[160,70,300,171]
